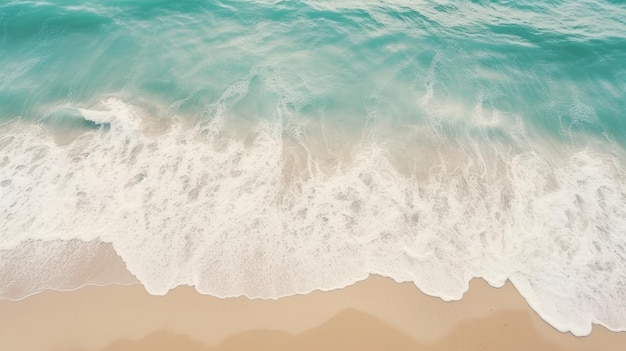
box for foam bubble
[0,97,625,336]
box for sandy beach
[1,275,624,351]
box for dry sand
[1,275,624,351]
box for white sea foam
[0,96,625,336]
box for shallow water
[1,0,625,336]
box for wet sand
[0,275,624,351]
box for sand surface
[0,275,624,351]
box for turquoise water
[1,0,625,335]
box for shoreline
[1,275,624,351]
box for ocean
[1,0,625,336]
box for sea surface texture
[1,0,625,336]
